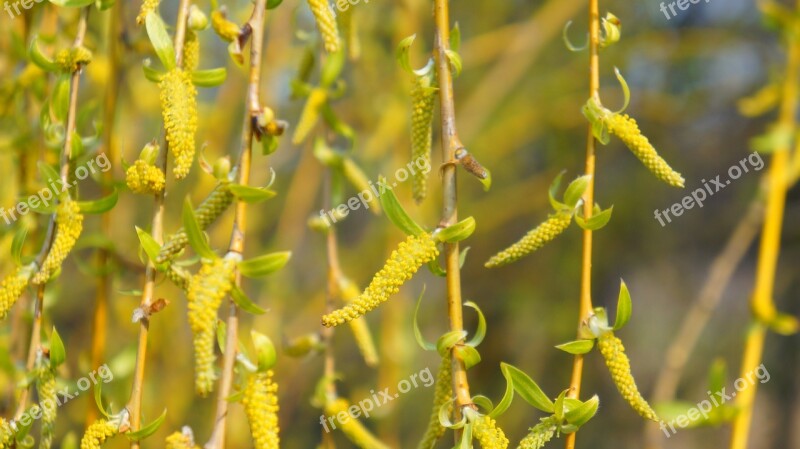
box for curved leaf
[48,0,95,6]
[378,184,425,237]
[181,197,215,259]
[231,285,266,315]
[464,301,486,347]
[227,184,277,203]
[142,63,164,83]
[238,251,291,278]
[192,68,228,87]
[251,331,277,372]
[412,286,436,351]
[49,327,66,369]
[145,12,176,70]
[436,217,476,243]
[436,330,467,357]
[564,395,599,427]
[501,362,554,413]
[563,175,591,209]
[613,280,632,330]
[555,339,595,355]
[454,345,481,369]
[77,188,118,214]
[135,227,161,265]
[29,36,59,72]
[125,409,167,441]
[12,227,28,266]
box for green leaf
[489,365,515,418]
[216,320,227,353]
[501,362,554,413]
[38,161,61,188]
[251,331,277,372]
[320,50,345,88]
[563,175,591,209]
[125,409,167,441]
[28,36,59,72]
[145,12,176,70]
[320,103,356,141]
[554,389,567,421]
[378,184,425,237]
[413,286,436,351]
[192,68,228,87]
[426,259,446,277]
[471,395,494,413]
[142,63,164,83]
[435,217,476,243]
[182,198,216,259]
[267,0,283,8]
[575,205,613,231]
[454,345,481,369]
[445,49,462,77]
[612,67,631,114]
[49,327,66,369]
[450,23,461,52]
[564,395,599,427]
[261,135,279,155]
[52,75,70,123]
[238,251,291,278]
[555,339,595,355]
[613,280,632,330]
[231,285,267,315]
[396,34,416,74]
[459,422,472,448]
[227,184,277,203]
[48,0,96,6]
[464,301,486,347]
[707,358,727,395]
[436,330,467,357]
[548,170,567,211]
[77,188,118,214]
[135,227,161,265]
[12,227,28,266]
[93,383,112,418]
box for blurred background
[0,0,798,448]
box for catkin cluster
[183,31,200,72]
[485,212,572,268]
[322,233,439,327]
[37,368,57,449]
[605,113,684,188]
[472,415,509,449]
[165,431,198,449]
[338,278,379,366]
[242,370,280,449]
[80,420,117,449]
[55,46,92,73]
[306,0,341,53]
[324,399,389,449]
[160,68,198,179]
[410,74,436,203]
[597,332,658,421]
[156,184,234,264]
[517,416,557,449]
[292,88,327,145]
[0,266,32,320]
[125,159,165,195]
[136,0,161,25]
[0,418,13,449]
[187,257,236,396]
[417,354,452,449]
[33,199,83,285]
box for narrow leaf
[12,228,28,266]
[93,383,112,418]
[182,198,215,259]
[231,285,267,315]
[563,175,591,209]
[145,12,176,70]
[436,217,476,243]
[464,301,486,347]
[251,331,277,372]
[77,188,118,214]
[436,330,467,357]
[413,286,436,351]
[227,184,277,203]
[454,345,481,369]
[501,362,554,413]
[564,395,599,427]
[125,409,167,441]
[28,36,59,72]
[49,327,66,369]
[135,227,161,265]
[613,280,632,330]
[555,339,595,355]
[378,184,425,237]
[238,251,291,278]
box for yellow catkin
[187,257,236,396]
[473,415,509,449]
[1,418,14,449]
[292,88,327,145]
[242,370,280,449]
[517,416,557,449]
[322,233,439,327]
[165,429,200,449]
[211,10,241,42]
[597,332,659,421]
[80,420,117,449]
[136,0,160,25]
[37,368,57,449]
[55,46,92,73]
[605,113,684,188]
[324,399,390,449]
[339,278,379,366]
[0,266,32,320]
[125,159,165,195]
[485,212,572,268]
[417,354,452,449]
[156,184,234,264]
[33,199,83,284]
[410,73,436,203]
[183,31,200,73]
[338,7,360,60]
[159,68,198,179]
[306,0,341,53]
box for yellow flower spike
[1,418,14,448]
[55,46,93,73]
[125,160,166,195]
[417,354,452,449]
[187,257,236,396]
[324,399,390,449]
[292,88,328,145]
[472,414,509,449]
[0,265,33,320]
[597,332,659,421]
[410,70,436,203]
[165,431,196,449]
[79,420,118,449]
[605,113,685,188]
[322,233,439,327]
[136,0,161,25]
[211,9,241,42]
[517,416,558,449]
[156,184,234,264]
[183,30,200,73]
[242,370,280,449]
[338,277,379,366]
[485,212,572,268]
[33,199,83,285]
[306,0,341,53]
[159,68,198,180]
[37,368,58,449]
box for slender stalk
[729,4,800,446]
[205,3,267,447]
[564,2,599,448]
[432,0,472,439]
[323,170,338,398]
[125,1,190,446]
[14,8,90,419]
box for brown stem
[564,1,599,448]
[14,7,90,420]
[125,1,190,445]
[432,0,472,440]
[204,2,267,448]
